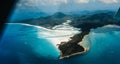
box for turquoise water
[1,24,120,64]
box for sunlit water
[0,24,120,64]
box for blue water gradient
[0,24,120,64]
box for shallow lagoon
[0,24,120,64]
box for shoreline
[6,23,90,59]
[59,47,89,59]
[58,32,90,59]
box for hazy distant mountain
[115,8,120,20]
[65,10,115,16]
[10,12,49,22]
[70,12,120,31]
[11,10,120,30]
[51,12,66,18]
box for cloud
[75,0,89,3]
[42,0,68,5]
[17,0,68,8]
[44,0,68,5]
[100,0,120,4]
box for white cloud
[100,0,120,4]
[17,0,68,7]
[17,0,120,8]
[26,0,68,6]
[75,0,89,3]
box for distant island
[9,9,120,59]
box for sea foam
[7,20,81,48]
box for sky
[16,0,120,13]
[9,0,120,21]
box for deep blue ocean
[0,24,120,64]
